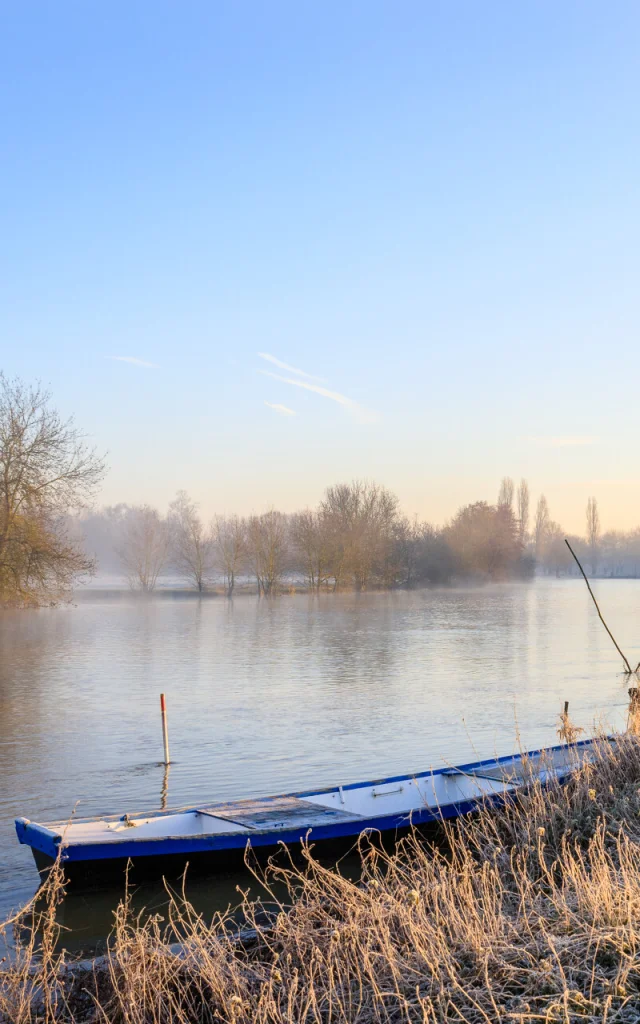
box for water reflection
[160,763,170,811]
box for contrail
[259,370,377,424]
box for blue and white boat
[15,737,602,886]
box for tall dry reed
[3,733,640,1022]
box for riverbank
[2,732,640,1022]
[71,573,640,602]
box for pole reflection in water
[160,763,170,811]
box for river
[0,580,636,948]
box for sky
[2,1,640,533]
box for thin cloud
[258,352,324,381]
[108,356,160,369]
[527,436,598,448]
[265,401,296,417]
[259,370,377,424]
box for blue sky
[2,2,639,531]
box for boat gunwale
[18,735,604,838]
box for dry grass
[4,734,640,1022]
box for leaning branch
[565,539,634,674]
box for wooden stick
[160,692,171,765]
[628,687,640,735]
[557,700,583,743]
[565,539,633,674]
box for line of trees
[80,480,536,595]
[87,478,630,595]
[77,478,637,597]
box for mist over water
[0,580,636,931]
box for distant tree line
[80,479,638,595]
[1,375,632,606]
[496,477,640,579]
[79,481,535,595]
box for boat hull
[30,821,439,888]
[25,796,503,889]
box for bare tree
[168,491,214,592]
[246,509,288,595]
[213,514,247,596]
[119,505,169,592]
[534,495,550,561]
[586,496,601,576]
[290,509,332,591]
[320,480,399,590]
[497,477,515,510]
[0,375,105,606]
[516,479,530,545]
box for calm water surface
[0,580,637,944]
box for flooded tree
[0,375,105,606]
[168,491,214,592]
[118,505,169,592]
[320,480,399,590]
[213,514,247,596]
[246,509,288,595]
[290,509,332,591]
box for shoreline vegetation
[3,731,640,1021]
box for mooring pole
[160,693,171,765]
[558,701,570,742]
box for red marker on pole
[160,693,171,765]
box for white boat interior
[32,743,593,848]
